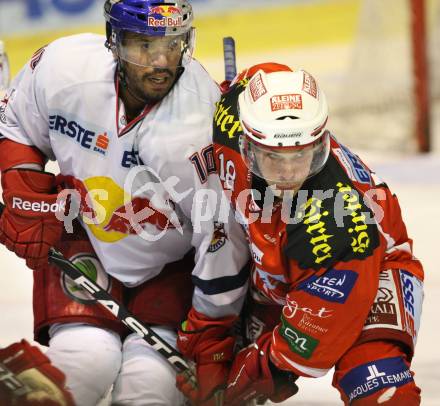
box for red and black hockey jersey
[213,63,424,377]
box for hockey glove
[224,332,299,405]
[0,340,75,406]
[0,168,65,270]
[176,307,237,405]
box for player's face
[120,32,184,102]
[255,144,314,191]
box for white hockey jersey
[0,33,249,317]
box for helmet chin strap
[117,58,149,105]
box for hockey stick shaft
[223,37,237,81]
[222,38,256,406]
[0,203,192,377]
[47,247,191,374]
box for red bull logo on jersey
[148,5,183,27]
[49,114,109,156]
[104,196,176,234]
[59,176,181,243]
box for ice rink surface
[1,150,439,405]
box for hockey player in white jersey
[0,1,249,405]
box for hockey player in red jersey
[178,63,424,405]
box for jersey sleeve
[182,74,251,318]
[269,256,380,377]
[185,170,250,318]
[372,181,423,280]
[0,45,54,160]
[160,142,250,318]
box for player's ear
[105,22,118,60]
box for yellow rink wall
[3,0,361,77]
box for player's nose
[149,50,171,68]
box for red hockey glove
[176,307,237,405]
[0,168,65,270]
[0,340,74,406]
[224,332,299,405]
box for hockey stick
[47,247,193,376]
[0,203,194,383]
[223,37,237,81]
[220,36,259,406]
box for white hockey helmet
[238,68,330,189]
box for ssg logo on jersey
[400,270,423,345]
[49,114,110,156]
[298,269,358,303]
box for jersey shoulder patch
[284,154,380,270]
[30,45,48,71]
[331,141,372,185]
[213,80,247,152]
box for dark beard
[120,63,182,105]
